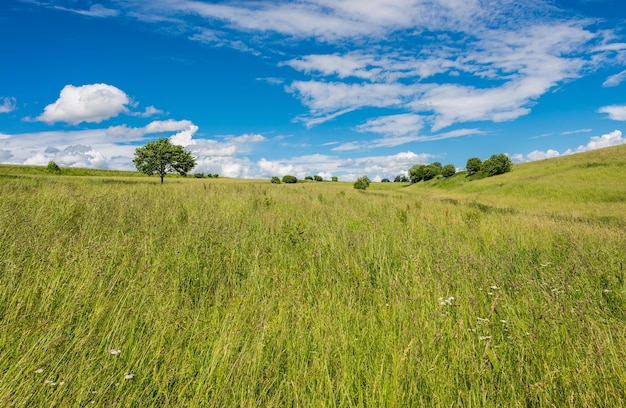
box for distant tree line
[271,175,339,184]
[407,153,512,184]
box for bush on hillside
[483,154,513,176]
[282,175,297,184]
[353,175,370,190]
[271,176,281,184]
[442,164,456,178]
[47,161,61,173]
[466,157,482,176]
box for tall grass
[0,155,625,406]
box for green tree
[442,164,456,178]
[133,138,196,184]
[482,153,513,176]
[331,176,338,182]
[271,176,281,184]
[381,178,390,183]
[314,175,323,182]
[466,157,482,176]
[282,175,297,183]
[394,175,402,182]
[408,164,426,183]
[353,175,370,190]
[304,175,314,181]
[422,164,441,181]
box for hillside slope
[411,144,626,225]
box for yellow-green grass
[0,148,625,406]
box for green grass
[1,147,625,406]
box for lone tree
[133,138,196,184]
[354,175,371,190]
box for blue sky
[1,0,625,180]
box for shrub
[194,172,205,178]
[314,175,323,182]
[354,175,370,190]
[381,178,390,183]
[271,176,281,184]
[466,157,482,176]
[282,175,297,184]
[47,161,61,173]
[442,164,456,178]
[483,154,512,176]
[331,176,338,182]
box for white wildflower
[124,373,134,380]
[490,285,499,290]
[479,336,492,341]
[34,369,44,374]
[477,317,490,323]
[109,349,121,355]
[438,296,455,306]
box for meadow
[0,146,625,406]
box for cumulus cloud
[0,97,16,113]
[37,84,130,125]
[23,144,107,168]
[512,130,625,163]
[598,105,626,121]
[257,150,434,180]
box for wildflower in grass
[490,285,498,290]
[477,317,489,323]
[479,336,492,341]
[124,373,134,380]
[438,296,455,306]
[34,369,44,374]
[603,289,611,293]
[109,349,121,355]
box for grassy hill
[0,147,625,406]
[408,144,626,226]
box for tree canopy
[133,138,196,183]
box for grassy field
[1,146,625,406]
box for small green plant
[354,175,370,190]
[46,161,61,173]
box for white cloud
[564,130,625,154]
[598,105,626,121]
[512,130,625,162]
[37,84,130,125]
[0,97,16,113]
[53,4,120,18]
[356,114,424,137]
[226,134,266,143]
[257,150,434,180]
[602,70,626,87]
